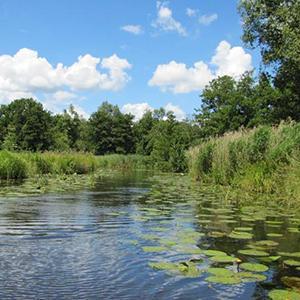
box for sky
[0,0,260,120]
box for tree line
[0,0,299,172]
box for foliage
[239,0,300,121]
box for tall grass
[0,151,152,180]
[187,121,300,201]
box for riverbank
[0,151,151,180]
[187,122,300,206]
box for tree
[239,0,300,121]
[88,102,135,155]
[0,99,52,151]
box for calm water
[0,172,299,299]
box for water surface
[0,173,299,299]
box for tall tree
[0,99,52,151]
[88,102,135,155]
[239,0,300,120]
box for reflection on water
[0,172,299,299]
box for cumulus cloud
[149,40,253,93]
[0,48,132,104]
[186,8,197,17]
[152,1,187,36]
[199,13,218,25]
[164,102,186,120]
[121,25,143,35]
[121,102,186,121]
[122,102,153,121]
[149,60,213,93]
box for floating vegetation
[142,246,167,253]
[254,240,279,247]
[240,263,269,272]
[238,272,267,282]
[234,227,253,232]
[207,267,234,277]
[269,289,300,300]
[210,255,239,264]
[228,231,253,240]
[175,246,203,255]
[267,233,283,238]
[238,249,269,257]
[201,250,227,257]
[283,260,300,267]
[207,231,227,238]
[288,228,300,233]
[278,252,300,258]
[259,256,281,263]
[281,276,300,290]
[148,261,201,278]
[205,275,241,285]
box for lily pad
[238,249,269,257]
[288,228,300,233]
[205,275,242,285]
[240,263,269,272]
[201,250,227,257]
[238,272,267,282]
[284,260,300,267]
[229,231,253,240]
[211,255,238,263]
[278,252,300,258]
[281,276,300,290]
[269,289,300,300]
[207,231,227,238]
[255,240,279,247]
[207,267,235,277]
[234,227,253,232]
[267,233,283,238]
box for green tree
[88,102,135,155]
[0,98,52,151]
[239,0,300,121]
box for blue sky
[0,0,260,120]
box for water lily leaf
[207,231,227,238]
[205,275,242,285]
[229,231,253,240]
[238,272,267,282]
[142,246,167,252]
[207,267,235,277]
[283,260,300,267]
[159,238,177,247]
[211,255,238,263]
[255,240,279,247]
[269,289,300,300]
[234,227,253,232]
[281,276,300,290]
[267,233,283,238]
[288,228,300,233]
[259,256,281,263]
[278,252,300,258]
[201,250,227,257]
[175,246,202,255]
[266,221,283,225]
[238,249,269,257]
[240,263,269,272]
[148,261,178,271]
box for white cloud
[121,25,143,35]
[211,40,252,78]
[149,60,213,93]
[52,90,77,102]
[0,48,132,104]
[122,102,153,121]
[186,8,197,17]
[199,13,218,25]
[152,1,187,36]
[121,102,185,121]
[164,102,186,120]
[149,40,253,93]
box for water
[0,172,299,299]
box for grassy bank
[187,122,300,204]
[0,151,151,180]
